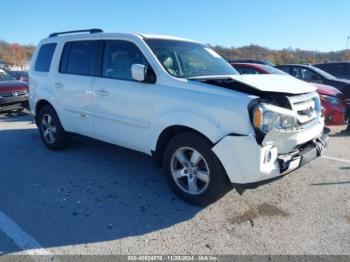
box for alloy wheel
[170,147,210,195]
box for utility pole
[347,36,350,50]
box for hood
[188,74,316,95]
[230,74,316,94]
[0,80,28,93]
[313,83,344,98]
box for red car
[0,68,29,112]
[231,63,349,126]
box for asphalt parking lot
[0,111,349,256]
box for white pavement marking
[322,155,350,164]
[0,211,56,259]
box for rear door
[55,40,102,137]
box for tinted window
[35,43,57,72]
[60,41,100,76]
[103,40,148,80]
[277,66,291,74]
[300,68,322,81]
[289,67,302,78]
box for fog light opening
[265,150,272,163]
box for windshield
[0,68,15,81]
[145,39,238,78]
[310,65,336,80]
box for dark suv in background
[276,64,350,104]
[314,62,350,81]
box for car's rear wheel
[38,105,70,150]
[163,132,230,206]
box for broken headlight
[252,103,297,133]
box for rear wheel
[163,132,230,206]
[38,105,70,150]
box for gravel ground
[0,111,349,256]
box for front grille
[287,92,320,125]
[0,90,27,98]
[0,92,13,97]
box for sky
[2,0,350,51]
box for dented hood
[230,74,316,94]
[190,74,316,95]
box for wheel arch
[152,124,219,168]
[34,99,54,126]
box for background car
[10,70,29,82]
[228,59,275,66]
[275,64,350,104]
[232,63,349,126]
[231,62,286,75]
[0,68,29,112]
[314,61,350,81]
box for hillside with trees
[212,44,350,64]
[0,40,35,68]
[0,40,349,69]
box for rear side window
[34,43,57,72]
[60,41,101,76]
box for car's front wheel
[163,132,230,206]
[38,105,70,150]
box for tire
[37,105,70,150]
[163,132,231,206]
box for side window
[102,40,148,80]
[289,67,302,78]
[60,41,100,76]
[236,67,260,75]
[34,43,57,72]
[301,68,321,82]
[278,66,290,74]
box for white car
[29,29,326,206]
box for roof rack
[49,29,103,38]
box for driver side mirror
[131,64,146,82]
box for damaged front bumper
[212,119,326,184]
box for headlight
[252,103,297,133]
[320,95,342,106]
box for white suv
[29,29,326,206]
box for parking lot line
[322,155,350,164]
[0,211,55,258]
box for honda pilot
[29,29,326,206]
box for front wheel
[163,132,231,206]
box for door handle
[95,89,109,96]
[55,82,64,89]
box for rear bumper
[212,128,326,184]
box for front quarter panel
[148,82,255,152]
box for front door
[92,40,154,152]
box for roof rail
[49,29,103,38]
